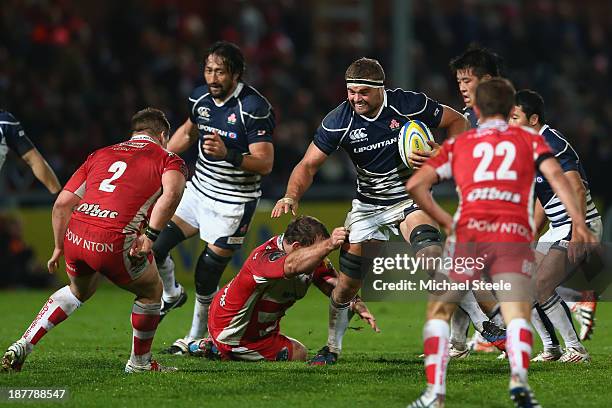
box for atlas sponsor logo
[466,187,521,204]
[466,218,531,239]
[66,228,114,253]
[353,137,397,153]
[76,203,118,219]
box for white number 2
[99,161,127,192]
[473,141,517,182]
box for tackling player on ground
[2,108,187,373]
[509,89,601,362]
[151,41,275,354]
[406,78,597,408]
[195,216,378,361]
[272,57,468,364]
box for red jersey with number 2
[63,134,187,234]
[425,120,552,243]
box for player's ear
[529,114,539,127]
[290,242,301,251]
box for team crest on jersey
[349,127,368,143]
[389,119,400,130]
[197,106,211,121]
[227,113,237,125]
[268,251,284,262]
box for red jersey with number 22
[425,120,552,242]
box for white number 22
[99,161,127,192]
[473,141,517,182]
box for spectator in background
[0,0,609,209]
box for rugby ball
[397,120,436,168]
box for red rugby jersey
[63,134,187,234]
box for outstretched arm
[21,148,61,194]
[271,143,328,217]
[283,227,348,278]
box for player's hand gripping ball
[397,120,437,169]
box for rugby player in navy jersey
[509,90,602,363]
[0,110,61,195]
[271,57,468,364]
[151,41,276,354]
[445,46,510,358]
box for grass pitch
[1,285,611,407]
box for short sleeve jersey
[535,125,599,227]
[313,89,444,205]
[188,83,275,204]
[426,119,552,230]
[0,110,35,170]
[209,235,335,345]
[63,135,188,234]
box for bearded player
[272,57,468,364]
[406,78,597,407]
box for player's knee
[427,301,455,321]
[410,224,443,255]
[195,247,232,296]
[339,249,366,280]
[69,283,94,303]
[152,220,186,263]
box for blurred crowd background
[1,0,611,209]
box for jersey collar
[478,118,508,131]
[539,124,549,135]
[276,234,285,252]
[358,89,387,122]
[212,82,244,107]
[130,134,157,143]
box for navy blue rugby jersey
[0,110,35,170]
[313,89,444,205]
[535,125,599,228]
[188,82,274,204]
[463,106,478,129]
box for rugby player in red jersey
[201,216,378,362]
[405,79,597,407]
[2,108,188,373]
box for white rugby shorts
[174,183,257,249]
[536,218,602,255]
[344,198,419,243]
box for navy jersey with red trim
[0,110,35,170]
[535,125,599,227]
[313,89,444,205]
[188,82,275,204]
